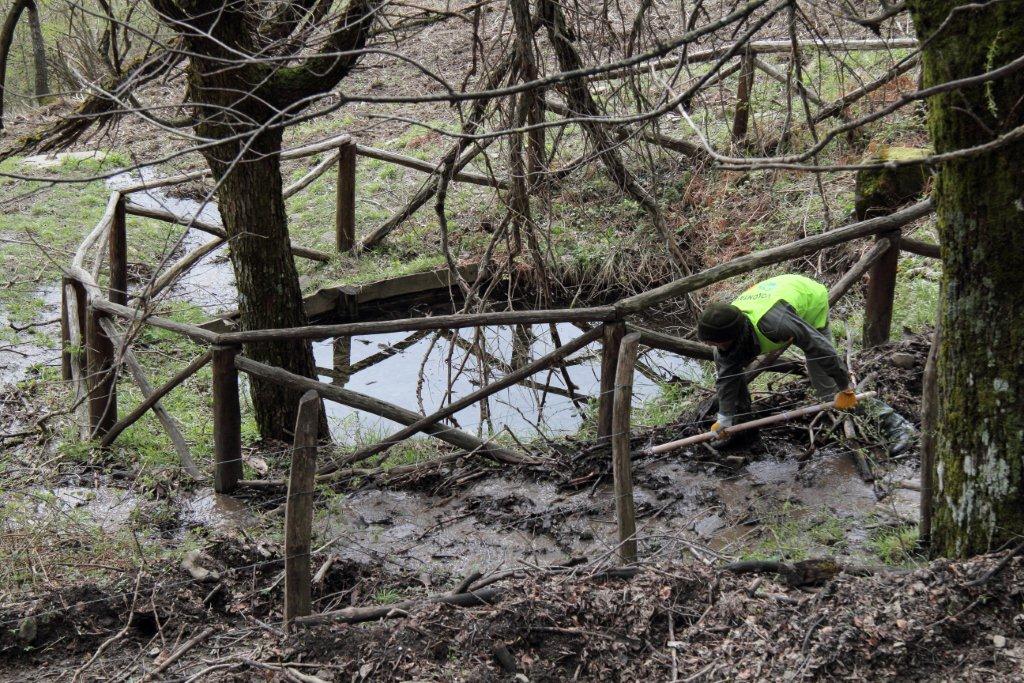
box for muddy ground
[5,332,1009,682]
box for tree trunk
[25,0,47,100]
[200,129,320,441]
[909,0,1024,557]
[0,0,29,129]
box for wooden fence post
[336,140,356,253]
[85,305,117,437]
[212,345,243,493]
[284,390,319,627]
[60,276,72,380]
[612,332,640,564]
[597,321,625,441]
[109,194,128,306]
[863,230,901,347]
[731,49,756,145]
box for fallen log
[646,392,876,454]
[234,355,533,465]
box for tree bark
[151,0,376,439]
[909,0,1024,557]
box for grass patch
[868,524,921,565]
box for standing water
[313,324,701,440]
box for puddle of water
[313,323,701,439]
[182,488,256,532]
[0,281,61,384]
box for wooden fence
[59,108,937,623]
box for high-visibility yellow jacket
[731,274,829,353]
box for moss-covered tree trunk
[909,0,1024,557]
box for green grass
[868,524,921,565]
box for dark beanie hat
[697,302,746,343]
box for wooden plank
[108,195,128,306]
[647,392,876,454]
[863,230,901,347]
[212,345,243,493]
[597,321,625,441]
[235,355,530,464]
[612,333,641,564]
[341,325,603,466]
[336,140,356,253]
[220,306,618,344]
[616,199,932,314]
[354,265,479,304]
[284,390,318,626]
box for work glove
[710,414,732,439]
[834,389,858,411]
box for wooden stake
[108,194,128,306]
[336,140,356,253]
[647,392,877,454]
[60,276,72,380]
[597,321,625,441]
[919,319,941,546]
[284,390,318,626]
[212,345,243,493]
[731,49,756,144]
[863,230,901,347]
[85,306,117,437]
[612,333,640,564]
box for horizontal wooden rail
[124,204,332,263]
[626,323,714,361]
[355,144,508,188]
[900,236,940,258]
[91,297,221,344]
[616,199,933,314]
[235,355,532,464]
[219,306,618,344]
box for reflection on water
[313,323,701,441]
